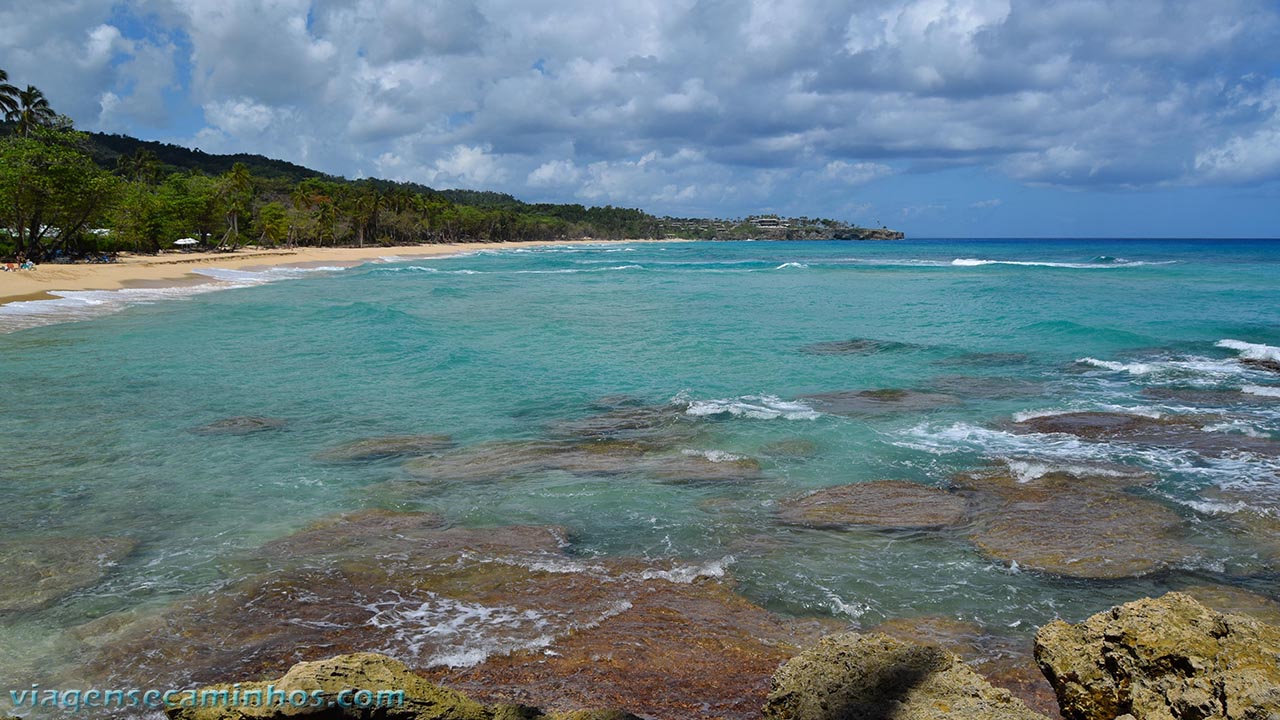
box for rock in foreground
[165,652,638,720]
[762,632,1047,720]
[1034,592,1280,720]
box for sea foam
[1217,339,1280,363]
[682,394,822,420]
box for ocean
[2,238,1278,714]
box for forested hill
[2,125,900,261]
[87,133,328,183]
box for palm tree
[11,85,56,136]
[0,69,18,121]
[218,162,254,249]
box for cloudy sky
[3,0,1279,236]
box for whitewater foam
[682,449,750,463]
[1011,405,1164,422]
[1243,385,1280,398]
[682,394,822,420]
[639,555,735,583]
[1075,355,1247,378]
[1218,339,1280,363]
[952,258,1173,269]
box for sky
[2,0,1279,237]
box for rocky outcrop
[1033,592,1280,720]
[164,653,639,720]
[762,632,1047,720]
[869,617,1061,718]
[777,481,967,530]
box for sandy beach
[0,240,653,306]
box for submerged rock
[190,416,288,435]
[403,441,569,481]
[958,470,1198,579]
[428,572,829,720]
[762,632,1047,720]
[0,537,136,612]
[799,338,922,355]
[1034,592,1280,720]
[935,352,1031,367]
[1180,584,1280,626]
[1142,386,1280,405]
[1242,358,1280,374]
[315,434,455,462]
[547,402,703,444]
[90,510,821,720]
[776,481,967,530]
[799,389,960,416]
[402,440,761,484]
[1008,411,1280,457]
[759,438,821,459]
[926,375,1043,400]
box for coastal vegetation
[0,69,896,262]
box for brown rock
[959,470,1198,579]
[870,616,1061,718]
[89,510,820,720]
[1008,411,1279,457]
[1034,592,1280,720]
[777,481,967,530]
[762,632,1048,720]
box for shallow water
[2,239,1279,710]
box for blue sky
[3,0,1279,237]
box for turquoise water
[2,239,1279,694]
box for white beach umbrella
[174,238,198,246]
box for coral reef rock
[1034,592,1280,720]
[165,652,639,720]
[762,632,1048,720]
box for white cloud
[428,144,509,188]
[823,160,893,184]
[1194,126,1280,184]
[527,159,583,187]
[5,0,1280,219]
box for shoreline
[0,239,671,308]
